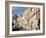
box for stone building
[13,7,40,30]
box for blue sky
[12,7,27,16]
